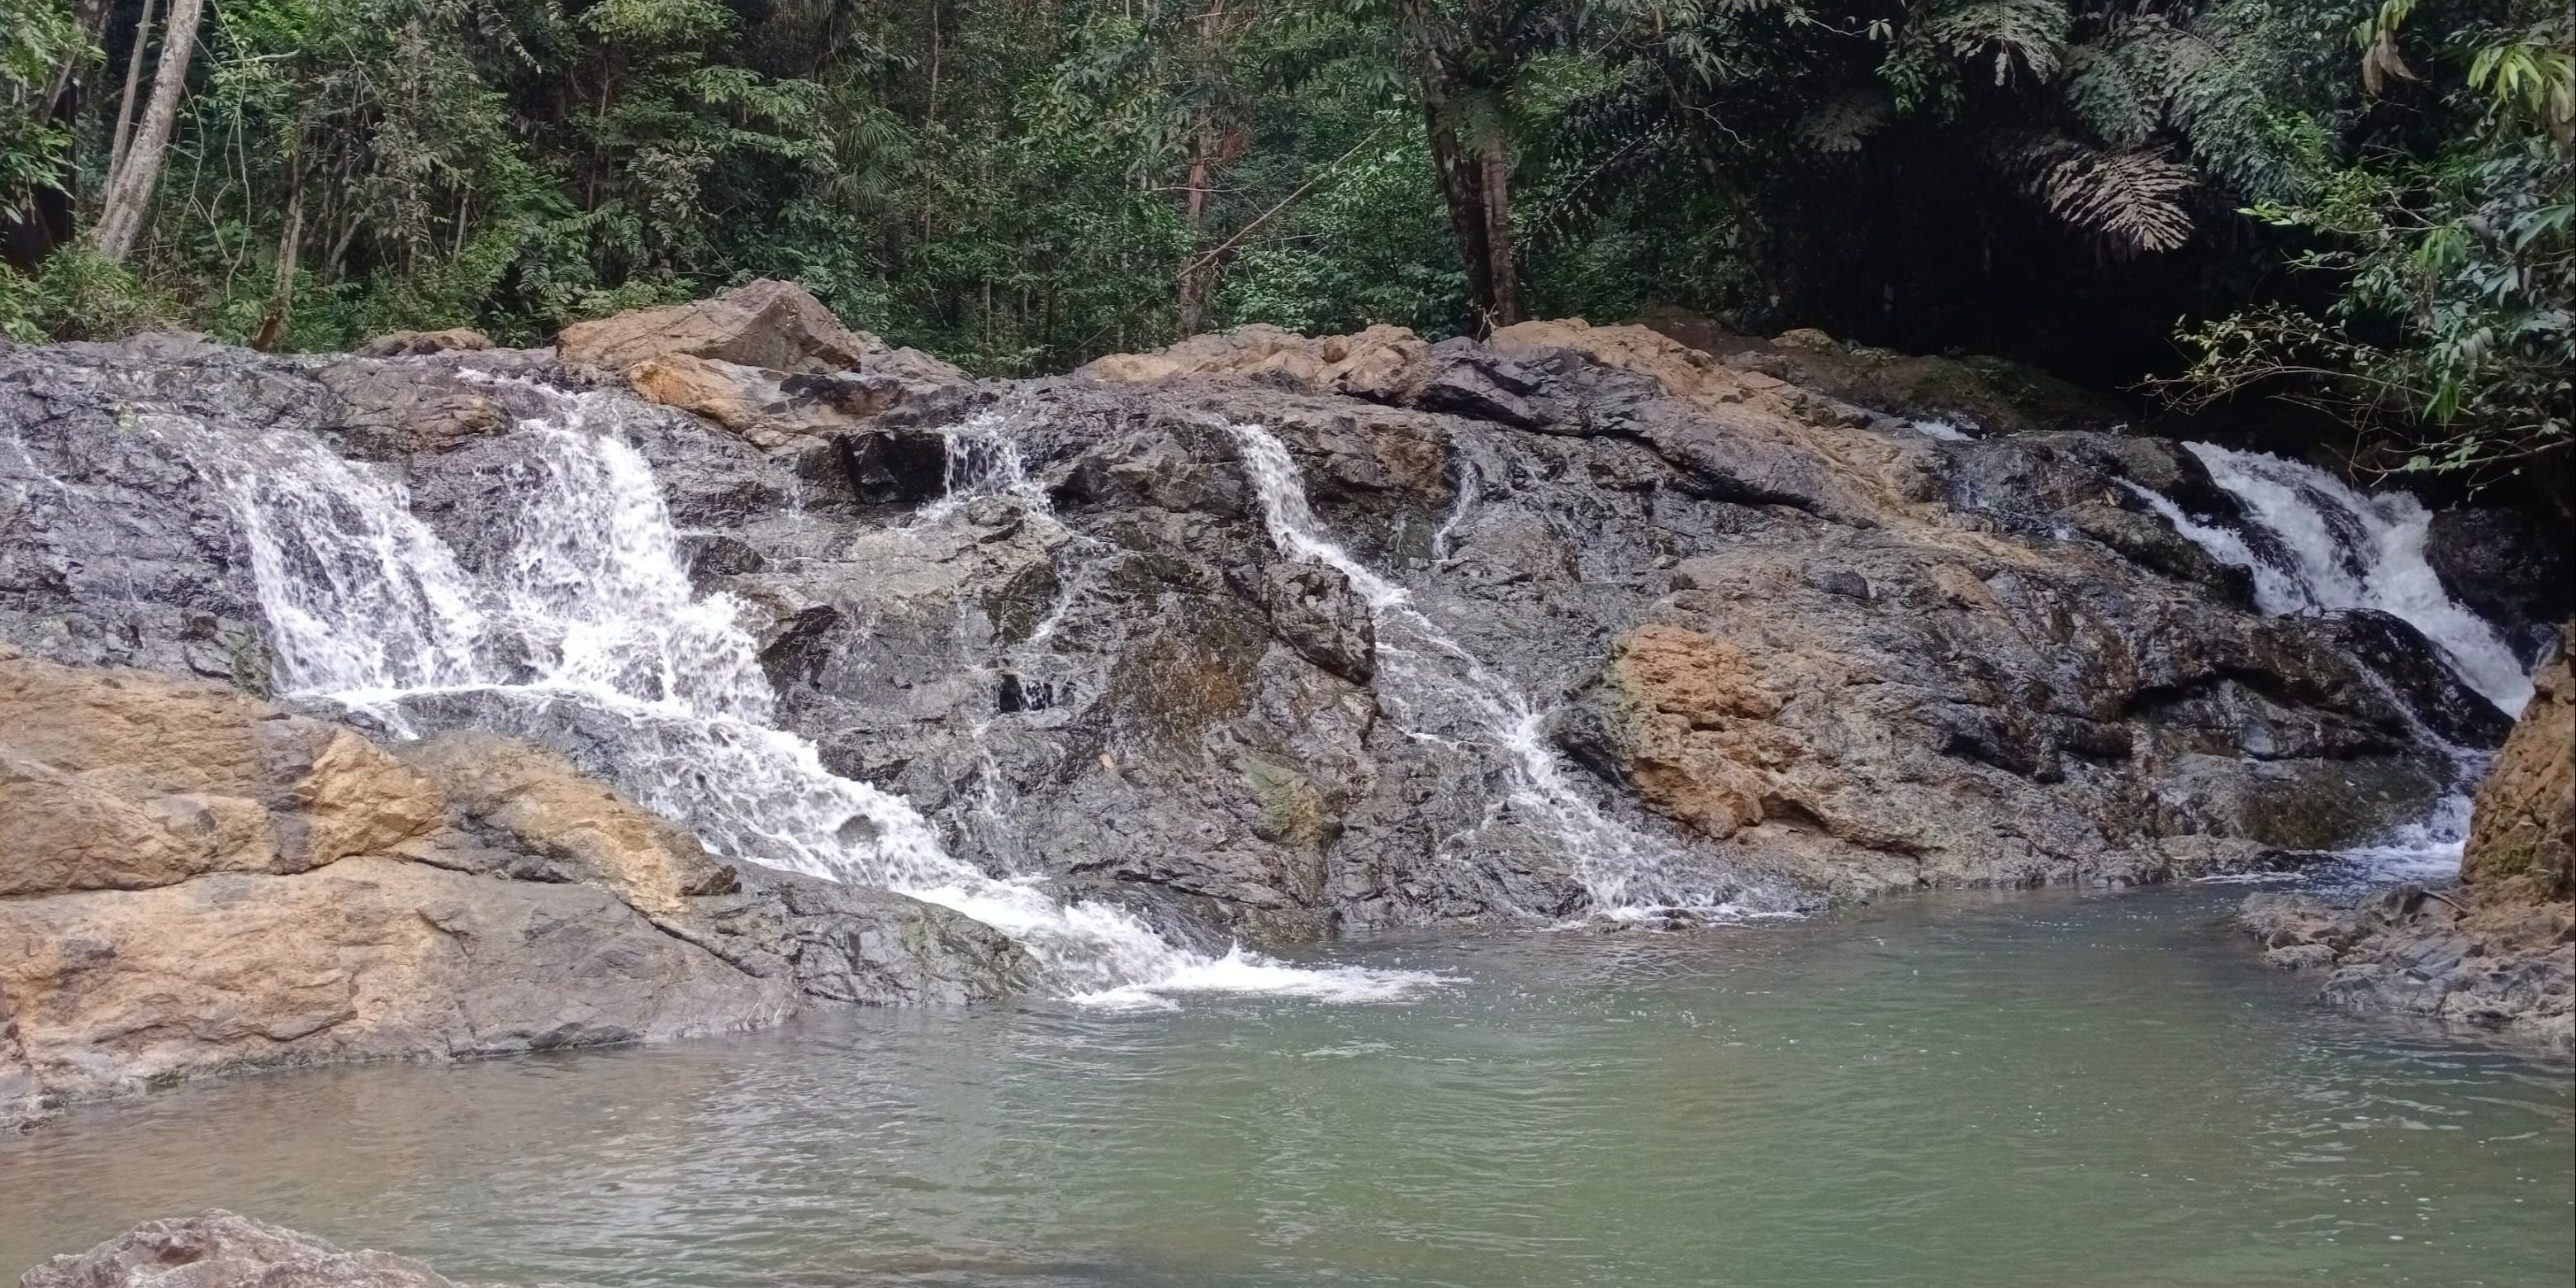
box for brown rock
[1604,626,1792,843]
[2462,627,2574,901]
[0,856,792,1111]
[624,353,903,451]
[558,281,963,452]
[557,278,871,374]
[1611,624,1783,724]
[395,732,738,921]
[0,653,1029,1127]
[353,328,493,359]
[1078,323,1433,402]
[21,1210,477,1287]
[0,654,444,895]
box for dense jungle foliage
[2,0,2568,492]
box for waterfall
[202,387,1433,1008]
[2173,444,2531,716]
[1225,422,1791,920]
[2137,442,2540,878]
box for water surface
[5,886,2568,1286]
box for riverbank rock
[2238,630,2574,1047]
[19,1210,480,1288]
[0,654,1027,1129]
[0,307,2513,956]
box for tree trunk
[1476,131,1520,328]
[106,0,159,186]
[1423,97,1498,333]
[91,0,205,261]
[250,135,306,352]
[1176,122,1217,335]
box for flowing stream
[2130,443,2540,877]
[202,388,1430,1007]
[1226,422,1790,919]
[2132,444,2531,715]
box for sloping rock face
[2240,631,2574,1046]
[0,297,2501,959]
[20,1210,479,1288]
[0,654,1028,1128]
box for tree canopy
[2,0,2567,494]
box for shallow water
[5,886,2569,1287]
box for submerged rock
[19,1210,481,1288]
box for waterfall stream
[2137,442,2539,877]
[2180,444,2531,715]
[202,387,1433,1007]
[1226,422,1792,920]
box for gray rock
[1258,563,1375,683]
[0,321,2507,951]
[20,1210,483,1288]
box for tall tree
[89,0,201,259]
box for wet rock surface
[18,1210,491,1288]
[0,285,2531,1067]
[2238,633,2574,1048]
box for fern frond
[1798,91,1889,154]
[1985,132,2195,255]
[1929,0,2071,86]
[2065,15,2208,148]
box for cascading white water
[2175,444,2531,715]
[1225,421,1791,920]
[2137,441,2540,878]
[199,387,1433,1008]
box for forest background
[1,0,2567,494]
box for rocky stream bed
[0,283,2569,1281]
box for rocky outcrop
[20,1211,480,1288]
[0,292,2516,981]
[2239,631,2573,1046]
[0,654,1027,1129]
[2425,508,2574,668]
[558,278,968,457]
[2463,629,2576,897]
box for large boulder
[557,278,875,374]
[20,1211,477,1288]
[2463,627,2574,899]
[0,654,1027,1128]
[557,279,966,456]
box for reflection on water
[4,887,2569,1287]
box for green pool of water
[4,886,2568,1286]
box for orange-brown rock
[2461,628,2574,901]
[394,732,738,922]
[558,278,873,374]
[558,279,964,453]
[0,653,444,896]
[0,654,1028,1128]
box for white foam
[2178,443,2531,715]
[198,386,1436,1005]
